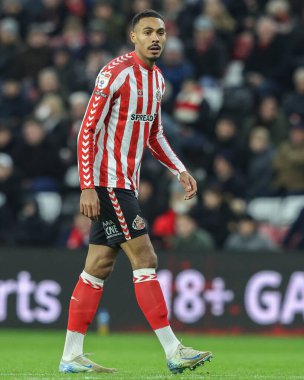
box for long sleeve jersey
[77,51,186,191]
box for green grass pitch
[0,330,303,380]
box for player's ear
[130,30,136,44]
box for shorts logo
[132,215,146,230]
[102,220,122,239]
[155,88,162,102]
[96,71,111,90]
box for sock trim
[133,268,156,283]
[80,270,104,289]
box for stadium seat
[280,195,304,225]
[64,165,80,188]
[247,197,282,224]
[35,192,62,223]
[247,196,304,226]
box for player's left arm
[148,109,197,200]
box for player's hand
[178,171,197,200]
[80,188,100,221]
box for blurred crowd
[1,0,304,252]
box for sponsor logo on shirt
[130,113,157,122]
[132,215,146,230]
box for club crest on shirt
[137,89,143,97]
[132,215,146,230]
[96,71,111,90]
[155,88,162,102]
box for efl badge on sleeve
[155,88,162,102]
[132,215,146,230]
[96,71,112,90]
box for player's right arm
[78,68,114,219]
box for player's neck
[133,50,155,70]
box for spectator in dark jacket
[225,214,276,252]
[0,78,32,129]
[212,154,246,198]
[14,197,53,246]
[283,67,304,121]
[241,95,289,147]
[244,16,286,95]
[0,18,21,79]
[14,118,65,192]
[245,127,274,199]
[187,16,227,80]
[12,25,51,80]
[191,184,237,247]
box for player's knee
[133,248,158,269]
[85,257,115,280]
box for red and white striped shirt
[77,51,186,191]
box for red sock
[67,272,103,334]
[133,268,169,330]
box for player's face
[131,17,166,64]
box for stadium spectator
[241,95,289,146]
[211,117,243,168]
[0,17,21,79]
[272,123,304,193]
[286,9,304,75]
[0,77,32,129]
[34,93,69,149]
[158,37,194,100]
[11,25,51,80]
[14,118,65,192]
[34,0,68,36]
[245,127,274,199]
[282,67,304,121]
[0,0,29,37]
[244,16,286,96]
[190,184,237,248]
[37,67,64,98]
[86,19,112,53]
[211,154,246,198]
[172,78,211,134]
[266,0,295,36]
[231,31,254,61]
[187,15,227,80]
[171,213,214,251]
[61,15,86,59]
[14,197,54,246]
[91,0,125,46]
[52,46,86,96]
[65,212,91,249]
[225,214,277,252]
[152,178,197,243]
[202,0,236,46]
[0,123,18,159]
